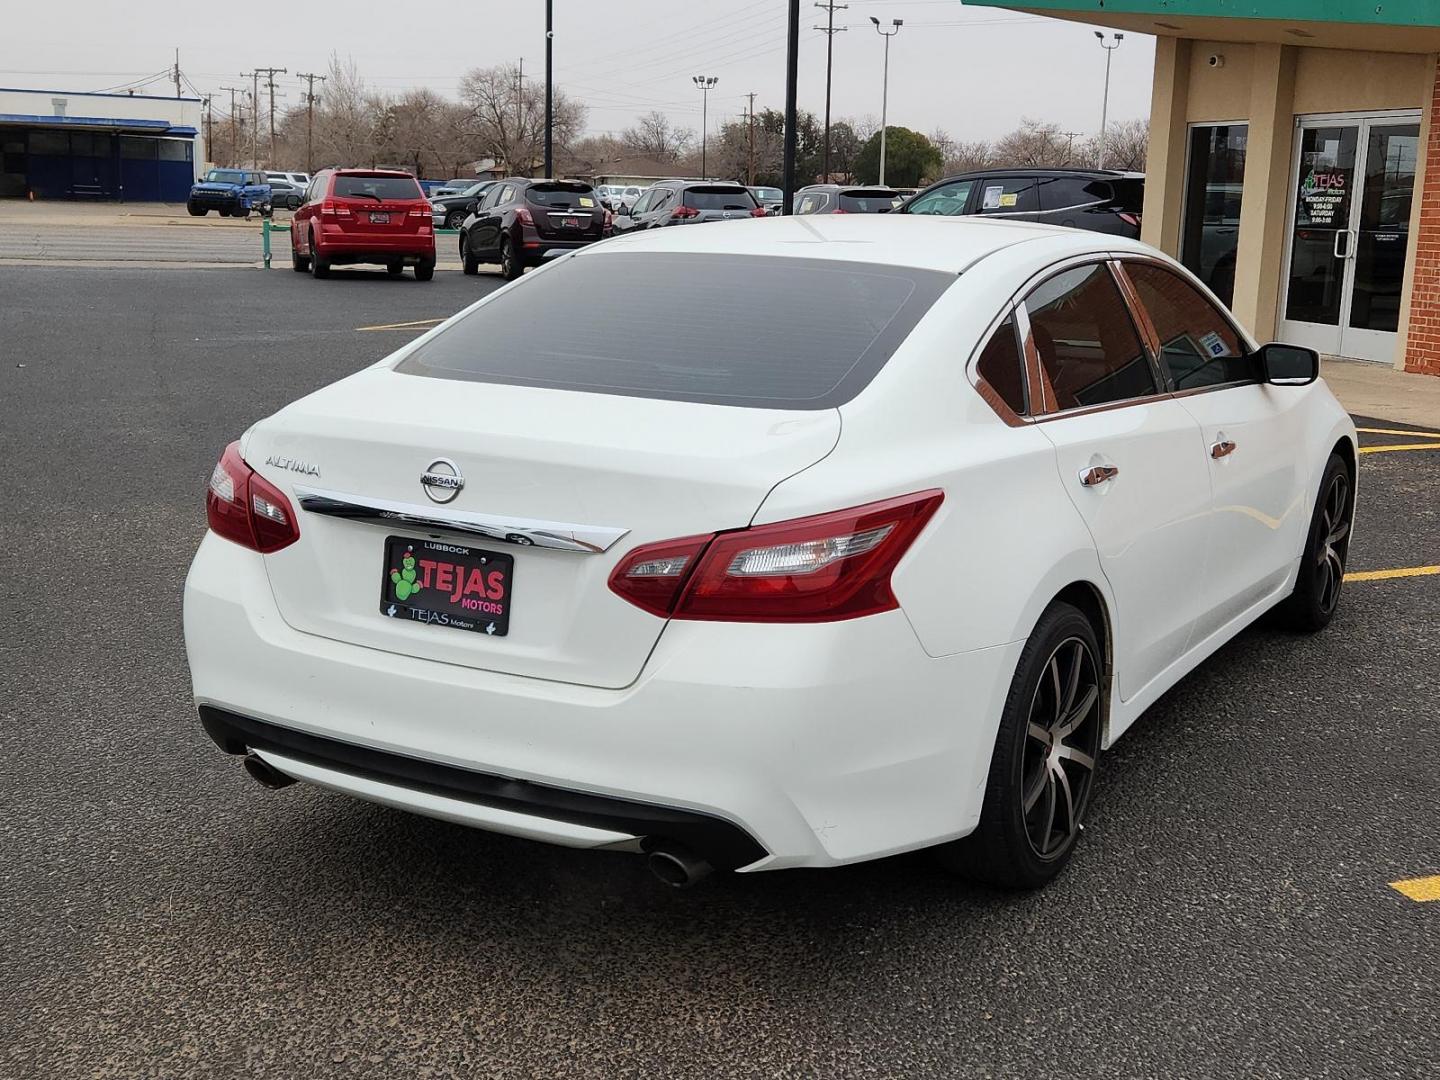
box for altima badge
[421,458,465,504]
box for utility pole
[544,0,554,178]
[692,76,718,179]
[250,66,287,167]
[173,48,182,99]
[242,72,259,167]
[745,92,757,187]
[1094,32,1123,168]
[1063,130,1083,164]
[870,17,902,187]
[297,72,326,174]
[515,58,527,173]
[220,86,243,166]
[782,0,799,214]
[814,1,847,182]
[203,96,213,165]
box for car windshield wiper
[344,192,384,203]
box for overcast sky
[4,0,1154,143]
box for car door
[1023,260,1213,709]
[1119,259,1311,640]
[973,175,1041,223]
[903,179,976,216]
[471,183,511,254]
[294,173,324,253]
[612,188,649,233]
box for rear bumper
[183,533,1022,870]
[316,225,435,262]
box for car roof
[580,214,1153,273]
[933,167,1142,181]
[798,184,896,193]
[332,168,416,177]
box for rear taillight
[205,441,300,554]
[1118,211,1141,227]
[320,200,350,217]
[832,208,849,214]
[603,208,614,232]
[671,204,700,220]
[750,206,767,217]
[608,491,943,622]
[516,206,534,226]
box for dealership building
[966,0,1440,376]
[0,87,204,203]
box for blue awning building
[0,87,205,202]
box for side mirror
[1256,342,1320,386]
[467,198,480,213]
[616,204,631,217]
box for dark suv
[460,178,610,280]
[792,185,903,215]
[902,168,1144,238]
[612,181,763,233]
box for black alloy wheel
[1019,637,1101,860]
[1276,453,1353,632]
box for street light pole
[869,17,902,186]
[692,75,718,179]
[782,0,799,214]
[544,0,554,178]
[1094,31,1123,168]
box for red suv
[292,169,436,281]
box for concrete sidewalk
[0,199,289,229]
[1322,358,1440,428]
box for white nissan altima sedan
[184,215,1357,889]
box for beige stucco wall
[1185,41,1256,122]
[1293,50,1430,115]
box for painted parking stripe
[1344,565,1440,582]
[356,317,446,332]
[1390,875,1440,902]
[1355,427,1440,439]
[1359,443,1440,455]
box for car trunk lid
[525,181,605,240]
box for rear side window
[1039,177,1112,211]
[975,312,1027,415]
[684,187,757,210]
[905,180,974,216]
[397,253,954,409]
[333,175,424,200]
[1125,263,1251,389]
[1110,178,1145,212]
[838,190,901,213]
[977,178,1038,214]
[1024,263,1156,410]
[795,192,830,215]
[526,183,596,208]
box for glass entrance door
[1280,115,1419,363]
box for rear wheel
[938,601,1103,889]
[1275,453,1353,632]
[386,261,404,279]
[308,232,329,278]
[413,260,435,282]
[291,242,310,273]
[499,237,522,281]
[461,233,480,275]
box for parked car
[185,215,1355,890]
[431,181,496,230]
[266,171,311,192]
[612,180,762,233]
[792,185,903,215]
[459,178,610,280]
[748,186,784,215]
[266,177,305,211]
[187,168,270,218]
[290,168,436,280]
[903,167,1145,238]
[431,177,479,197]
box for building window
[1181,124,1248,307]
[51,98,67,117]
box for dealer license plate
[380,536,513,636]
[370,211,390,224]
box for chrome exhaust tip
[645,844,713,889]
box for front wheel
[187,203,206,217]
[445,209,466,230]
[1274,453,1353,632]
[461,233,480,275]
[235,206,250,220]
[938,601,1103,889]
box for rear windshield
[526,183,597,209]
[751,187,782,202]
[683,186,758,210]
[333,175,424,200]
[396,253,953,409]
[1110,177,1145,212]
[838,190,901,213]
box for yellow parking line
[1345,565,1440,582]
[1355,427,1440,439]
[1358,443,1440,454]
[356,317,446,332]
[1390,875,1440,902]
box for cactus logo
[389,547,423,600]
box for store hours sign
[1299,167,1349,227]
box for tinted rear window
[396,253,954,409]
[683,187,758,210]
[333,175,424,200]
[1110,177,1145,212]
[526,183,596,208]
[838,190,901,213]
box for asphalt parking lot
[1,262,1437,1080]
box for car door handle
[1079,464,1119,487]
[1210,439,1237,459]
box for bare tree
[944,140,995,174]
[928,128,957,166]
[459,62,585,176]
[562,133,629,177]
[621,110,694,163]
[1090,117,1149,171]
[992,118,1071,168]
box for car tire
[309,232,329,279]
[291,242,310,273]
[937,600,1103,890]
[414,260,435,282]
[187,203,205,217]
[236,206,250,220]
[1274,453,1353,633]
[387,261,404,279]
[445,210,466,230]
[461,234,480,276]
[217,208,230,218]
[499,237,522,281]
